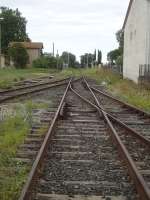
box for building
[10,42,43,66]
[123,0,150,83]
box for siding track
[0,77,70,104]
[82,77,150,200]
[89,81,150,140]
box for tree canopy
[107,49,122,65]
[32,55,57,69]
[80,53,94,68]
[80,50,102,67]
[0,7,29,54]
[8,43,29,68]
[97,50,102,65]
[116,29,124,53]
[107,29,124,65]
[61,51,76,68]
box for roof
[122,0,134,30]
[10,42,43,49]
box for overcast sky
[1,0,129,61]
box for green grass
[59,67,121,84]
[0,114,30,200]
[0,100,51,200]
[108,79,150,112]
[60,68,150,112]
[0,68,58,89]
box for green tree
[107,29,124,66]
[80,55,86,68]
[98,50,102,64]
[107,49,121,64]
[33,56,57,68]
[61,51,76,68]
[0,7,29,54]
[94,49,96,62]
[80,53,95,68]
[116,55,123,66]
[116,29,124,53]
[8,43,29,68]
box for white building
[123,0,150,83]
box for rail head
[91,86,150,117]
[0,78,73,104]
[19,78,72,200]
[104,112,150,200]
[83,77,150,147]
[80,77,150,200]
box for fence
[139,64,150,79]
[103,64,123,76]
[139,64,150,89]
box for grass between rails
[0,100,49,200]
[60,68,150,112]
[0,68,57,89]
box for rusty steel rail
[81,77,150,200]
[0,77,70,95]
[19,78,72,200]
[107,112,150,146]
[82,77,150,146]
[0,78,71,104]
[103,112,150,200]
[91,85,150,117]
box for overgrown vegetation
[32,56,57,68]
[60,68,150,112]
[8,43,29,68]
[0,68,55,89]
[0,100,50,199]
[0,113,30,199]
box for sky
[1,0,129,62]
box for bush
[33,56,57,68]
[8,43,29,68]
[116,55,123,66]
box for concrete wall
[123,0,150,83]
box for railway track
[80,78,150,199]
[17,78,150,200]
[15,83,67,165]
[0,77,70,104]
[87,79,150,141]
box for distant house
[123,0,150,83]
[10,42,43,66]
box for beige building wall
[123,0,150,83]
[27,49,41,65]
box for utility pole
[68,52,70,68]
[56,50,59,69]
[53,42,55,57]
